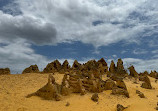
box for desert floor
[0,73,157,111]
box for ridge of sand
[0,73,157,111]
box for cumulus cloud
[0,10,57,45]
[0,0,158,47]
[1,0,158,73]
[123,58,158,73]
[0,39,50,73]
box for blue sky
[0,0,158,73]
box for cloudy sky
[0,0,158,74]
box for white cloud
[133,48,148,55]
[0,39,50,73]
[0,0,157,47]
[123,58,158,73]
[1,0,158,73]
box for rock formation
[112,87,129,98]
[116,59,127,75]
[104,79,116,90]
[128,65,138,78]
[149,70,158,79]
[136,90,145,98]
[117,104,127,111]
[43,60,62,73]
[139,75,152,89]
[109,60,116,74]
[72,60,82,71]
[111,79,129,98]
[27,74,62,100]
[97,58,108,74]
[0,68,10,75]
[116,79,127,90]
[60,60,70,73]
[22,65,39,74]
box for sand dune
[0,73,157,111]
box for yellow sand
[0,73,157,111]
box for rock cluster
[27,74,69,100]
[42,58,109,76]
[26,58,155,102]
[22,65,39,74]
[108,59,127,79]
[0,68,10,75]
[149,70,158,79]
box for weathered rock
[22,65,39,74]
[117,104,127,111]
[112,87,129,98]
[116,79,127,90]
[72,60,82,71]
[97,58,107,67]
[139,75,152,89]
[0,68,10,75]
[43,60,62,73]
[60,60,70,73]
[97,58,108,73]
[109,60,116,74]
[128,65,138,78]
[149,70,158,79]
[136,90,145,98]
[104,79,116,90]
[91,93,99,102]
[116,59,127,75]
[27,74,61,100]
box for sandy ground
[0,73,158,111]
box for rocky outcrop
[149,70,158,79]
[116,79,127,90]
[97,58,108,74]
[139,75,152,89]
[0,68,10,75]
[116,59,127,75]
[27,74,62,100]
[112,87,129,98]
[22,65,39,74]
[104,79,116,90]
[43,60,62,73]
[72,60,82,71]
[97,58,107,67]
[128,65,138,78]
[60,60,70,73]
[111,79,129,98]
[109,60,116,74]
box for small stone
[65,102,70,106]
[54,94,61,101]
[155,107,158,110]
[117,104,127,111]
[136,90,145,98]
[91,93,99,102]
